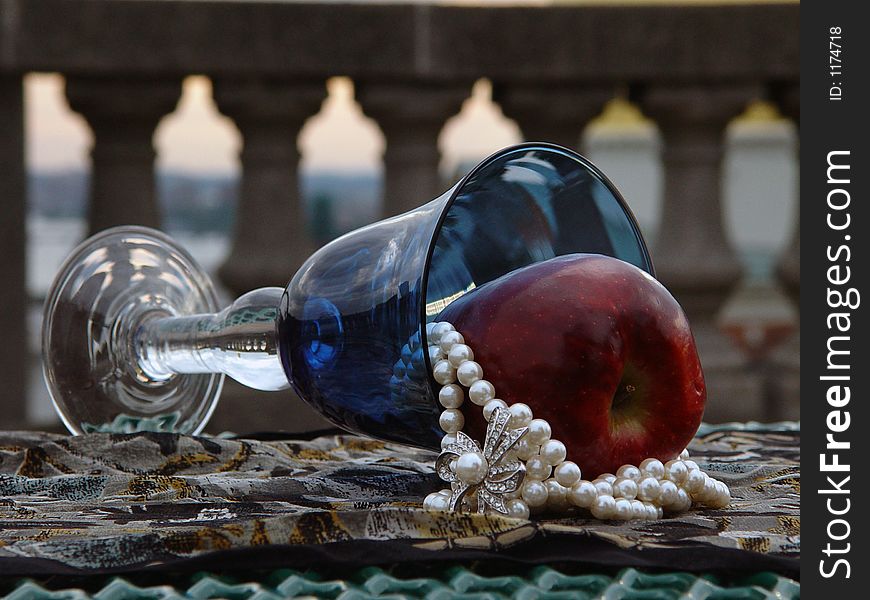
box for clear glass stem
[135,287,289,392]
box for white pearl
[540,440,567,466]
[658,480,680,507]
[699,477,717,503]
[639,458,665,480]
[545,479,569,508]
[671,488,691,513]
[525,457,551,481]
[456,361,484,386]
[612,478,638,500]
[598,473,617,484]
[506,498,530,519]
[680,448,690,460]
[684,469,706,495]
[507,439,526,459]
[616,465,642,481]
[643,502,659,520]
[554,461,582,487]
[521,480,549,507]
[434,494,452,511]
[683,460,700,472]
[526,419,552,445]
[630,499,647,520]
[513,439,539,461]
[680,487,694,511]
[428,346,445,363]
[468,380,495,406]
[439,488,453,497]
[447,343,473,367]
[440,330,465,353]
[425,322,437,337]
[705,481,726,508]
[427,493,450,511]
[592,479,614,497]
[455,451,489,485]
[438,384,464,409]
[637,477,662,502]
[665,460,688,484]
[656,506,664,519]
[440,433,458,450]
[508,403,534,428]
[569,480,598,508]
[590,495,616,519]
[432,360,457,385]
[614,499,633,520]
[423,492,441,509]
[429,322,454,345]
[439,408,464,433]
[482,399,508,421]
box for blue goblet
[42,143,652,447]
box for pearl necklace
[423,321,731,521]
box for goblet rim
[418,141,654,396]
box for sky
[24,74,521,176]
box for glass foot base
[42,226,224,435]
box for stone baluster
[213,80,327,295]
[641,84,763,420]
[773,84,800,298]
[493,83,615,149]
[356,82,470,217]
[770,83,800,420]
[0,75,27,428]
[583,98,662,240]
[65,76,181,234]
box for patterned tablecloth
[0,426,799,578]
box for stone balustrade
[640,83,767,418]
[212,79,327,293]
[770,82,801,420]
[65,76,182,233]
[0,0,799,429]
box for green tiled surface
[2,567,799,600]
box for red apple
[436,254,705,479]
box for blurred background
[0,0,798,434]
